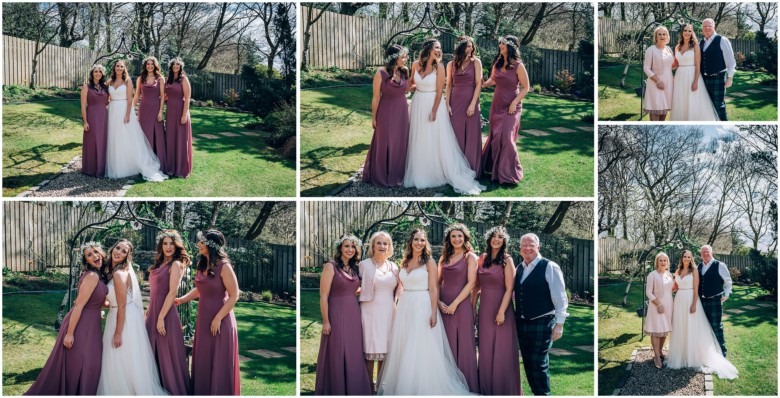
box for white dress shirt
[701,258,733,297]
[519,253,569,324]
[702,32,737,78]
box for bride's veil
[127,261,144,310]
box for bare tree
[301,3,331,71]
[28,3,60,89]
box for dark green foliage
[240,64,294,119]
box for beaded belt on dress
[416,90,436,93]
[111,98,127,101]
[678,288,693,290]
[404,289,428,291]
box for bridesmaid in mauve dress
[80,65,109,177]
[473,227,522,395]
[438,223,479,393]
[446,36,483,175]
[358,232,399,393]
[26,242,108,395]
[175,230,240,395]
[134,56,166,166]
[145,230,191,395]
[481,35,530,185]
[315,235,372,395]
[363,45,410,187]
[164,58,193,178]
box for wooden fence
[3,202,295,294]
[300,201,594,296]
[3,35,246,102]
[598,237,769,275]
[302,7,588,87]
[599,17,761,56]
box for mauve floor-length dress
[145,262,191,395]
[481,62,524,184]
[449,61,482,175]
[165,81,193,177]
[440,256,479,392]
[362,69,409,187]
[25,272,108,395]
[138,78,166,167]
[192,260,240,395]
[476,258,522,395]
[82,86,108,177]
[315,262,372,395]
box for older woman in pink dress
[645,252,674,369]
[358,231,399,393]
[643,26,674,121]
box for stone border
[17,156,80,197]
[612,347,714,396]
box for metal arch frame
[384,4,456,49]
[361,201,448,244]
[91,34,146,70]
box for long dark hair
[402,228,432,269]
[87,65,108,92]
[453,36,477,72]
[441,223,474,264]
[676,24,698,51]
[152,229,191,271]
[197,229,229,277]
[483,227,509,269]
[493,35,521,70]
[140,56,162,82]
[676,250,695,275]
[333,234,361,277]
[107,239,134,279]
[418,38,441,74]
[383,44,409,81]
[110,60,128,83]
[80,243,110,283]
[167,57,186,85]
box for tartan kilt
[702,72,728,120]
[700,296,727,356]
[516,315,555,395]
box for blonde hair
[367,231,394,258]
[653,26,670,45]
[654,252,670,271]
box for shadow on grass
[300,143,370,184]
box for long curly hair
[383,44,409,82]
[453,35,477,73]
[151,229,191,271]
[402,228,432,269]
[483,227,509,269]
[87,64,108,92]
[140,56,162,82]
[197,229,229,277]
[676,24,698,51]
[332,234,362,277]
[676,250,696,275]
[418,38,441,74]
[110,60,128,83]
[80,242,110,282]
[167,57,186,85]
[493,35,521,70]
[441,223,474,264]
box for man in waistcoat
[698,244,733,357]
[700,18,737,121]
[514,233,569,396]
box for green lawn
[598,59,778,121]
[2,293,296,396]
[598,281,777,396]
[300,85,594,197]
[299,289,594,395]
[2,100,295,197]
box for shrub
[223,88,240,108]
[554,69,576,94]
[261,290,273,302]
[206,99,214,107]
[533,83,542,94]
[240,63,294,119]
[729,266,744,283]
[748,249,777,295]
[735,52,746,68]
[263,101,296,159]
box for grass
[598,58,778,121]
[598,279,777,396]
[300,73,593,197]
[2,99,295,197]
[299,289,594,395]
[2,294,296,396]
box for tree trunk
[501,202,514,226]
[542,202,571,234]
[244,202,278,241]
[197,3,228,71]
[208,202,221,229]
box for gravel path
[333,167,491,197]
[26,157,134,198]
[619,349,705,396]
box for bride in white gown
[378,229,472,395]
[404,39,485,195]
[105,60,168,182]
[97,239,169,395]
[667,250,737,379]
[669,25,719,121]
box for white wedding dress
[667,274,738,379]
[378,266,472,395]
[404,70,485,195]
[96,263,170,395]
[105,83,168,181]
[669,50,719,121]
